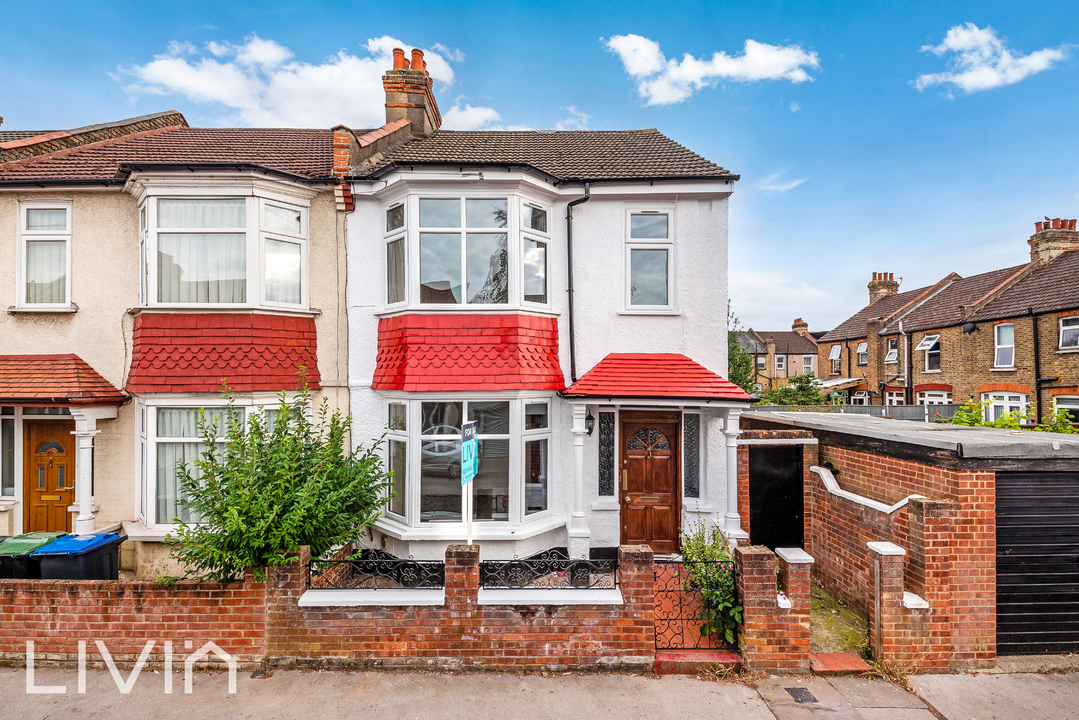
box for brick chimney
[791,318,809,337]
[1029,218,1079,263]
[383,48,441,137]
[868,272,899,305]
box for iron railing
[480,549,618,589]
[654,558,736,650]
[308,548,445,589]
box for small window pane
[996,324,1014,346]
[388,403,407,431]
[525,403,548,430]
[57,466,65,489]
[38,466,45,489]
[465,199,507,228]
[157,408,238,438]
[420,438,462,522]
[525,438,548,515]
[419,233,461,304]
[524,206,547,233]
[630,213,668,239]
[26,208,68,231]
[386,204,404,232]
[158,199,246,229]
[419,199,460,228]
[263,204,302,235]
[473,438,509,521]
[468,402,510,435]
[388,439,407,517]
[265,238,302,305]
[421,402,462,435]
[1062,318,1079,347]
[466,233,508,304]
[25,240,67,304]
[158,233,247,303]
[523,238,547,304]
[387,237,406,304]
[629,248,669,306]
[36,441,64,454]
[1,418,14,496]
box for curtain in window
[157,199,245,228]
[156,442,206,524]
[26,208,67,230]
[25,240,66,303]
[158,233,246,303]
[265,238,301,304]
[1,418,13,496]
[387,237,405,304]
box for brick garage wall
[0,575,266,669]
[736,430,817,542]
[266,545,655,671]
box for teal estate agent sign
[461,420,478,485]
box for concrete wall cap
[867,541,906,556]
[775,547,814,564]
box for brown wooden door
[24,421,75,533]
[620,411,681,554]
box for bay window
[625,209,674,311]
[994,324,1015,367]
[380,396,553,531]
[522,202,549,305]
[144,195,309,309]
[18,202,71,308]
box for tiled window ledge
[298,589,445,607]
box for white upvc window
[381,396,554,529]
[17,201,72,309]
[385,202,406,306]
[756,355,766,370]
[857,341,868,365]
[829,344,841,374]
[417,197,509,306]
[994,323,1015,367]
[144,195,309,309]
[521,201,549,306]
[1061,317,1079,349]
[624,208,675,312]
[1054,396,1079,423]
[884,337,899,364]
[916,334,941,371]
[982,392,1028,422]
[885,391,904,406]
[775,355,786,372]
[803,355,814,373]
[850,390,869,405]
[917,391,952,405]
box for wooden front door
[620,411,681,554]
[24,421,75,533]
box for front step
[810,652,871,675]
[654,649,741,675]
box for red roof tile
[563,354,752,401]
[0,354,124,405]
[126,313,320,394]
[371,314,564,392]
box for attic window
[914,334,939,352]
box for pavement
[3,665,1079,720]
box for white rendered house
[344,49,751,560]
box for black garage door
[997,471,1079,654]
[748,445,804,551]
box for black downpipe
[1030,306,1041,423]
[566,184,591,383]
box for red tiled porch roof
[0,354,125,406]
[563,353,752,402]
[372,314,564,392]
[126,313,320,394]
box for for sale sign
[461,420,478,486]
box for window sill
[618,309,681,317]
[127,306,321,317]
[374,513,565,541]
[1057,348,1079,354]
[121,520,174,542]
[921,370,942,374]
[375,306,560,318]
[989,367,1017,372]
[7,303,78,315]
[477,588,623,606]
[299,589,444,607]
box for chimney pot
[410,49,424,71]
[1071,219,1077,230]
[1052,218,1062,229]
[1036,221,1044,232]
[392,48,408,69]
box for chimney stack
[867,271,899,305]
[383,47,442,137]
[792,318,809,336]
[1030,218,1079,263]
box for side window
[522,202,549,306]
[829,344,841,374]
[385,203,406,306]
[994,324,1015,367]
[625,210,674,311]
[19,202,71,308]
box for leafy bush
[755,372,827,406]
[164,387,392,582]
[1035,409,1079,434]
[947,399,1076,433]
[680,520,742,645]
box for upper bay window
[385,196,550,309]
[625,209,674,312]
[143,196,309,309]
[17,202,71,309]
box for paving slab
[811,652,872,675]
[828,676,928,709]
[912,672,1079,720]
[856,710,939,720]
[757,676,863,720]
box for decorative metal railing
[308,548,445,589]
[653,559,736,650]
[480,549,618,589]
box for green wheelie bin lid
[0,532,67,556]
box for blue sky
[3,1,1078,333]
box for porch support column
[723,408,748,542]
[567,404,591,559]
[69,406,118,535]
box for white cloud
[555,106,591,130]
[915,23,1068,94]
[432,43,465,63]
[442,101,501,130]
[757,169,805,194]
[604,34,820,105]
[123,34,464,128]
[789,101,801,112]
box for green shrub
[164,387,392,582]
[680,520,742,645]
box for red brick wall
[736,546,811,672]
[0,574,266,668]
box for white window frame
[1054,396,1079,422]
[379,394,555,532]
[982,392,1028,423]
[756,355,766,371]
[917,334,941,371]
[850,390,869,406]
[917,391,952,406]
[384,401,408,522]
[856,341,868,366]
[884,391,904,406]
[775,355,786,373]
[828,344,841,361]
[994,323,1015,368]
[143,194,310,310]
[1061,317,1079,349]
[384,200,408,308]
[803,355,814,373]
[884,338,899,364]
[623,207,676,313]
[16,201,72,310]
[914,333,939,352]
[520,200,551,309]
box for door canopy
[563,353,751,403]
[0,354,124,406]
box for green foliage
[681,520,742,646]
[164,387,392,582]
[727,304,756,394]
[947,399,987,426]
[946,399,1076,433]
[1033,409,1079,434]
[755,372,827,406]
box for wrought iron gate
[653,559,734,650]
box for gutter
[0,162,337,188]
[347,160,739,185]
[566,183,590,383]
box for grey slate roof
[883,265,1027,333]
[819,286,932,343]
[0,130,52,142]
[971,251,1079,321]
[742,330,817,355]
